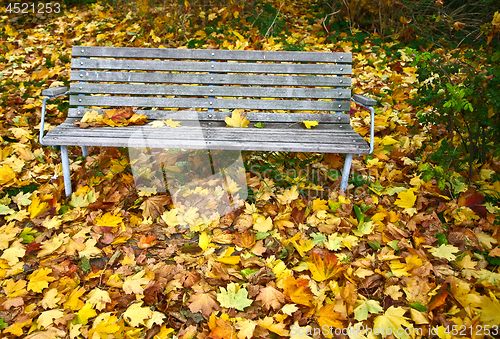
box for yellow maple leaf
[225,110,250,127]
[235,319,257,339]
[257,316,289,336]
[78,239,103,258]
[129,113,149,125]
[145,310,165,329]
[161,208,179,227]
[312,198,329,211]
[199,231,212,251]
[80,110,101,124]
[94,212,124,227]
[149,120,165,128]
[123,302,153,327]
[1,241,26,266]
[480,295,500,325]
[28,267,55,293]
[28,195,49,218]
[123,270,151,295]
[164,119,181,128]
[4,279,27,298]
[154,325,176,339]
[42,216,62,230]
[64,286,85,311]
[276,186,299,205]
[302,121,319,129]
[429,244,460,261]
[389,260,410,277]
[88,313,122,338]
[37,233,66,258]
[395,189,417,215]
[394,189,416,209]
[4,316,32,336]
[216,246,241,265]
[373,306,413,339]
[37,309,64,329]
[76,303,98,325]
[253,216,273,232]
[0,165,16,186]
[41,288,61,309]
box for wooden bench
[40,46,376,196]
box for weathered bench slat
[73,46,353,63]
[69,96,350,111]
[67,109,351,123]
[44,134,366,153]
[71,59,352,75]
[47,124,365,143]
[71,71,351,87]
[70,84,351,100]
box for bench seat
[44,112,369,153]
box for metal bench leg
[81,146,88,158]
[61,146,72,196]
[340,153,353,191]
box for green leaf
[19,227,36,244]
[435,233,448,245]
[388,240,400,251]
[354,299,383,321]
[241,268,258,277]
[216,283,253,311]
[429,244,460,261]
[353,204,364,224]
[353,221,374,237]
[310,232,326,246]
[0,318,7,330]
[254,122,264,128]
[409,302,427,312]
[254,231,270,241]
[367,240,382,250]
[80,257,92,274]
[0,204,15,215]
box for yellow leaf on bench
[302,121,318,129]
[225,109,250,128]
[164,119,181,128]
[80,110,100,124]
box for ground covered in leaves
[1,1,500,338]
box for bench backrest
[69,47,353,120]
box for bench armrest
[40,87,70,146]
[42,86,68,97]
[352,94,377,106]
[351,94,377,154]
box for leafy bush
[409,48,500,179]
[321,0,499,47]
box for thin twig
[265,3,284,39]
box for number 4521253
[6,3,61,14]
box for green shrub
[409,48,500,180]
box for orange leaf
[307,252,344,282]
[188,292,220,316]
[233,231,255,249]
[256,285,285,311]
[317,304,344,337]
[283,276,314,306]
[208,318,235,339]
[428,282,449,311]
[138,235,157,249]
